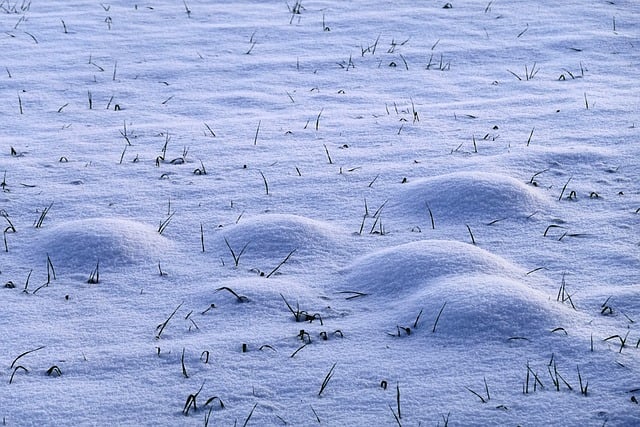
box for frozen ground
[1,0,639,425]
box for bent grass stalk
[259,170,269,195]
[467,377,490,403]
[216,286,249,303]
[183,381,205,415]
[181,347,189,378]
[426,202,435,229]
[10,346,45,369]
[433,302,447,332]
[9,366,28,384]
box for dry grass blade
[389,404,402,427]
[242,403,258,427]
[156,301,184,339]
[413,309,424,329]
[280,293,296,313]
[259,170,269,195]
[466,386,487,403]
[466,224,476,245]
[310,406,321,423]
[432,302,447,333]
[204,122,216,137]
[426,202,435,229]
[323,144,332,164]
[318,362,337,396]
[181,347,189,378]
[266,248,297,278]
[34,202,53,228]
[87,260,100,284]
[46,365,62,377]
[558,177,572,201]
[182,381,205,416]
[46,254,56,284]
[396,382,402,419]
[253,120,260,145]
[204,396,224,409]
[158,212,175,235]
[337,290,368,300]
[290,343,308,358]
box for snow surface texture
[1,1,639,426]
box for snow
[1,0,639,426]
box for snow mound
[342,240,522,297]
[408,274,568,339]
[388,171,545,223]
[214,214,344,266]
[35,218,173,272]
[343,240,572,339]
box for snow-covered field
[1,1,639,425]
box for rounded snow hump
[341,239,577,339]
[342,239,523,297]
[388,171,547,224]
[35,218,174,274]
[213,213,347,269]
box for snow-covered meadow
[1,0,639,425]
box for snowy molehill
[1,1,639,426]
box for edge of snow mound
[34,218,174,273]
[213,213,346,265]
[341,239,523,298]
[388,171,546,223]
